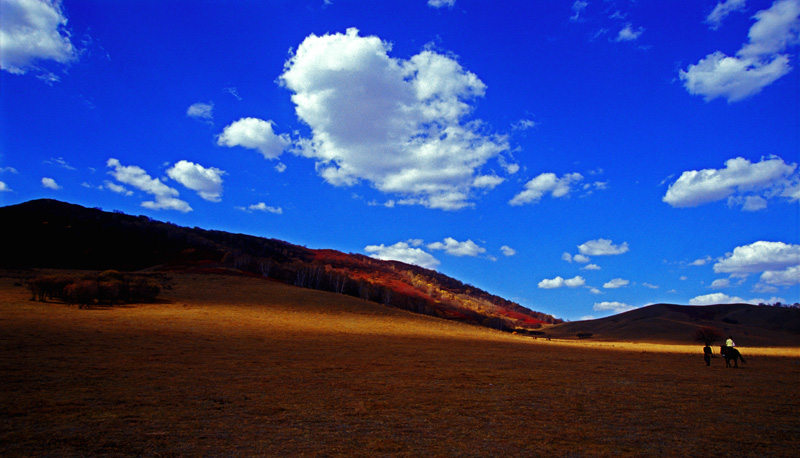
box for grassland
[1,271,799,457]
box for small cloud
[603,278,629,289]
[690,255,713,266]
[710,278,731,289]
[45,157,76,170]
[236,202,282,214]
[689,292,746,305]
[593,301,636,313]
[642,283,659,289]
[681,0,800,102]
[581,264,601,271]
[663,157,798,209]
[166,160,225,202]
[187,102,214,123]
[512,119,537,131]
[365,241,440,270]
[570,1,589,22]
[217,117,290,160]
[578,238,629,256]
[223,86,242,101]
[275,162,287,173]
[104,180,133,196]
[427,237,486,257]
[538,275,586,289]
[500,245,516,256]
[615,24,644,42]
[0,180,11,192]
[41,177,61,190]
[509,172,584,206]
[427,0,456,8]
[106,158,192,212]
[573,254,591,263]
[706,0,747,30]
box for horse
[720,345,746,368]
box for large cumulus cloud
[278,28,510,210]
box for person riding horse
[720,345,745,368]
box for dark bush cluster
[29,270,161,308]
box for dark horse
[720,346,746,368]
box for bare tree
[694,326,724,346]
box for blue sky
[2,0,799,320]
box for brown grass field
[1,270,799,458]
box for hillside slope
[547,303,800,346]
[0,199,559,330]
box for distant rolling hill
[0,198,560,331]
[546,302,800,347]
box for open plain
[1,271,799,457]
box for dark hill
[0,199,560,330]
[547,303,800,347]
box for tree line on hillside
[29,271,161,308]
[2,199,561,330]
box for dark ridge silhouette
[0,198,560,330]
[547,302,800,346]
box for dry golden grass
[1,270,799,457]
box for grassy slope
[1,270,799,457]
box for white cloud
[41,177,60,190]
[740,195,768,211]
[166,160,225,202]
[45,157,75,170]
[223,86,242,101]
[714,241,800,274]
[279,28,508,210]
[689,292,746,305]
[427,0,455,8]
[500,245,516,256]
[603,278,630,289]
[187,102,214,122]
[217,117,291,160]
[593,301,636,313]
[565,276,587,287]
[570,1,589,22]
[760,265,800,285]
[236,202,283,214]
[512,119,537,131]
[0,181,10,192]
[706,0,747,30]
[681,0,800,102]
[615,24,644,41]
[104,180,132,196]
[690,255,713,266]
[562,252,573,262]
[573,254,591,263]
[0,0,78,78]
[643,283,659,289]
[427,237,486,257]
[538,275,586,289]
[582,264,602,271]
[710,278,732,289]
[106,158,192,212]
[663,156,798,209]
[509,172,584,206]
[365,241,440,270]
[578,238,629,256]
